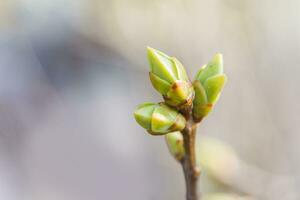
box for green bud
[193,54,227,122]
[147,47,194,109]
[204,74,227,104]
[195,54,223,84]
[165,131,185,161]
[134,102,186,135]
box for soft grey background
[0,0,299,199]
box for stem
[181,118,200,200]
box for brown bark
[180,108,200,200]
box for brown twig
[180,108,200,200]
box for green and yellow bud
[147,47,194,109]
[165,131,185,161]
[134,102,186,135]
[193,54,227,122]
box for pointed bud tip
[147,46,153,58]
[214,53,223,60]
[146,46,154,53]
[146,46,154,51]
[146,46,169,59]
[146,46,159,58]
[134,103,157,130]
[212,53,223,67]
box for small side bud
[134,103,186,135]
[147,47,194,109]
[193,54,227,122]
[165,131,185,161]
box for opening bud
[193,54,227,122]
[134,102,186,135]
[147,47,194,109]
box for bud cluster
[134,47,227,160]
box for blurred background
[0,0,299,199]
